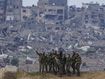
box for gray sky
[23,0,105,7]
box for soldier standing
[36,51,45,73]
[75,53,82,76]
[71,51,76,74]
[71,51,82,76]
[66,54,72,75]
[58,49,64,76]
[44,53,48,72]
[62,54,66,74]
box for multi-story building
[6,0,22,22]
[68,3,105,27]
[0,0,6,23]
[37,0,68,24]
[21,6,38,22]
[21,7,32,22]
[82,3,105,27]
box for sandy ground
[0,68,6,79]
[0,68,105,79]
[0,66,17,79]
[17,71,105,79]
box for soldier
[58,49,64,76]
[53,52,60,74]
[62,54,66,74]
[47,50,59,73]
[44,53,48,72]
[36,51,45,73]
[75,53,82,76]
[71,51,76,74]
[71,51,82,76]
[47,50,56,73]
[47,53,53,72]
[46,53,50,72]
[66,54,72,75]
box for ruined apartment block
[37,0,68,24]
[0,0,6,23]
[6,0,22,22]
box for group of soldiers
[36,49,82,76]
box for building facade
[6,0,22,22]
[37,0,68,24]
[21,7,32,22]
[82,3,105,27]
[68,3,105,27]
[0,0,6,23]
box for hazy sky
[23,0,105,7]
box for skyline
[23,0,105,7]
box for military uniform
[71,52,81,76]
[58,51,64,76]
[66,54,72,74]
[36,49,82,76]
[62,54,66,74]
[36,51,46,72]
[71,52,77,74]
[44,54,48,72]
[75,53,82,76]
[47,53,54,72]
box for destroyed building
[6,0,22,22]
[21,7,32,22]
[0,0,6,23]
[68,3,105,27]
[37,0,68,24]
[0,0,22,23]
[83,3,105,27]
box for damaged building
[5,0,22,22]
[0,0,6,23]
[37,0,68,24]
[83,3,105,27]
